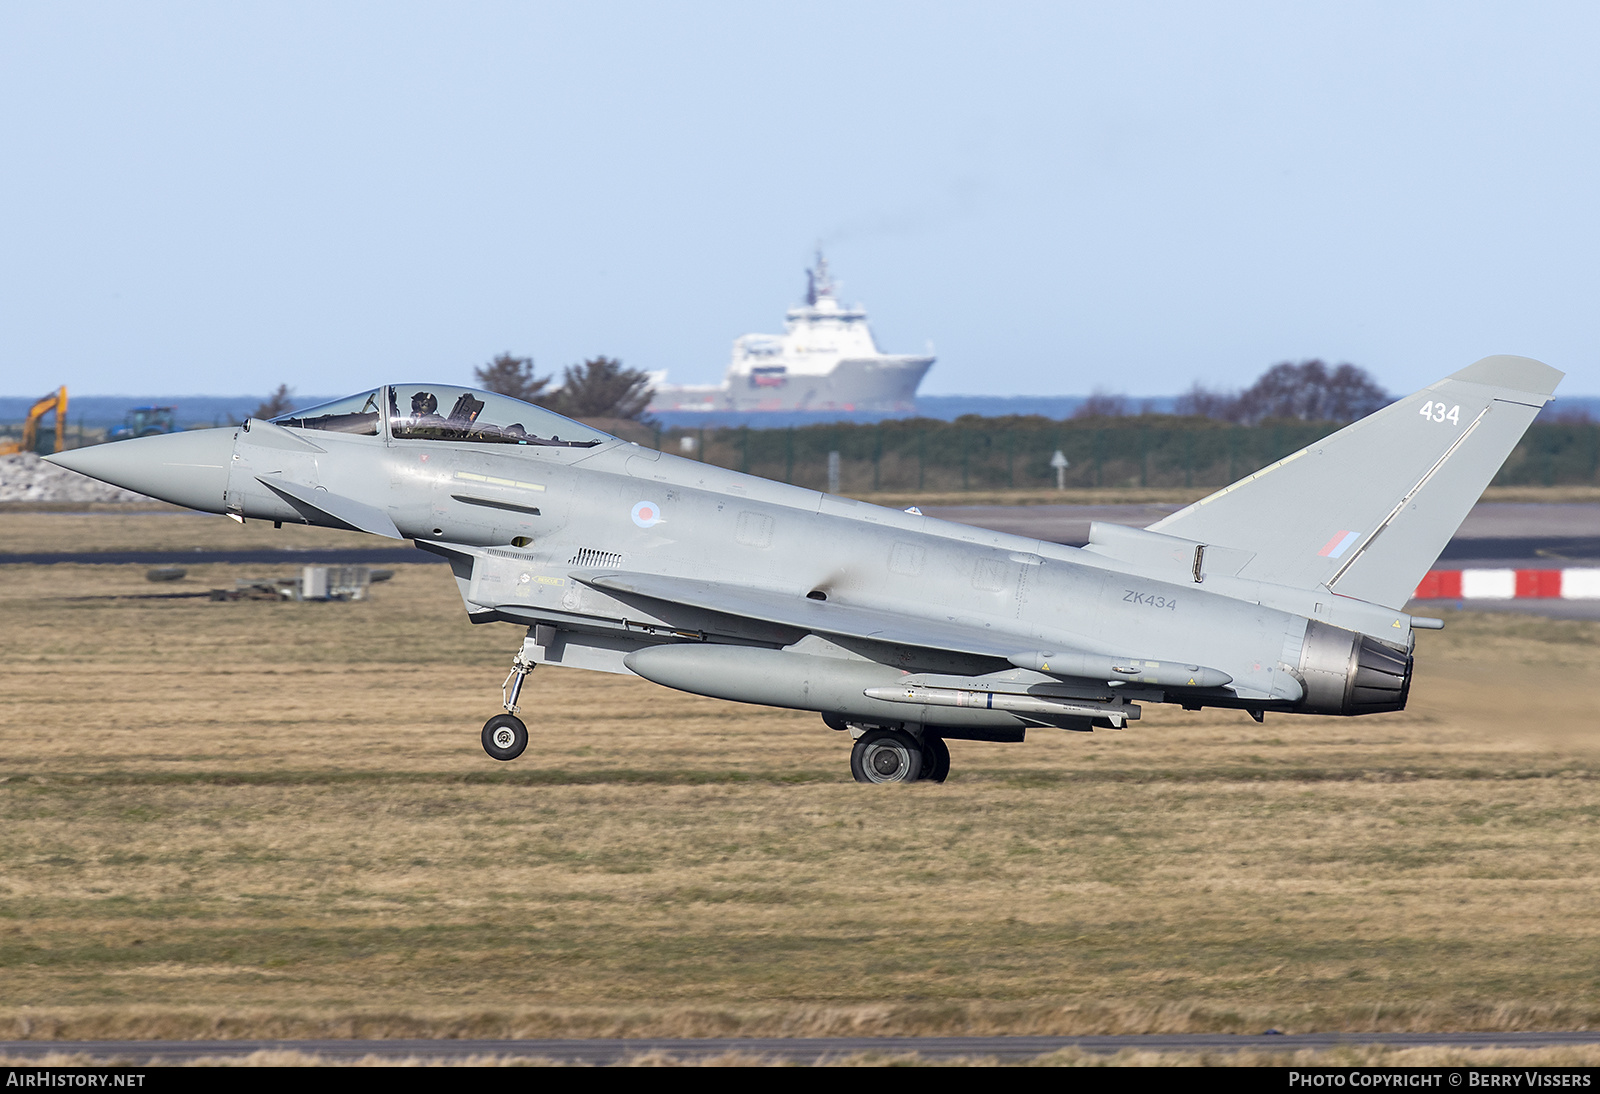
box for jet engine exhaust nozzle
[1294,621,1413,716]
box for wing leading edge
[573,569,1236,691]
[575,569,1026,660]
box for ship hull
[652,355,934,413]
[648,252,934,414]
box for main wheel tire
[850,728,923,784]
[481,714,528,761]
[920,734,950,783]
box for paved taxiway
[924,501,1600,565]
[3,502,1595,568]
[928,502,1600,619]
[4,502,1594,615]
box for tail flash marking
[1318,531,1360,559]
[1327,403,1490,590]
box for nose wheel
[482,714,528,761]
[483,640,538,761]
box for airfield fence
[4,413,1595,490]
[644,418,1600,493]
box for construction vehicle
[0,387,68,455]
[108,406,178,441]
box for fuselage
[49,357,1569,778]
[51,383,1416,729]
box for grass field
[0,508,370,554]
[7,1045,1600,1067]
[2,514,1600,1042]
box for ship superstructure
[648,253,934,413]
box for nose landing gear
[481,713,528,761]
[481,643,537,761]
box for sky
[2,1,1598,400]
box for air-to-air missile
[47,356,1562,783]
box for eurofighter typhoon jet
[47,356,1561,783]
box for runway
[3,502,1596,570]
[931,502,1600,618]
[3,502,1596,616]
[923,501,1600,568]
[5,1032,1600,1063]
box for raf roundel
[631,500,664,528]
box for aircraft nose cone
[43,428,236,512]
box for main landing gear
[481,645,536,761]
[844,725,950,784]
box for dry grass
[0,510,371,554]
[2,512,1600,1041]
[6,1046,1600,1067]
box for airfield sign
[1050,449,1069,491]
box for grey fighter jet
[47,356,1561,783]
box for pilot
[394,390,450,438]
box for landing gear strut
[482,644,537,761]
[501,647,536,714]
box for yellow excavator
[0,387,68,456]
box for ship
[647,253,935,413]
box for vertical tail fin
[1148,355,1562,608]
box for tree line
[1077,360,1393,424]
[473,353,653,421]
[475,355,1392,427]
[247,354,655,424]
[251,356,1587,433]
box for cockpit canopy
[274,389,384,435]
[271,385,612,448]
